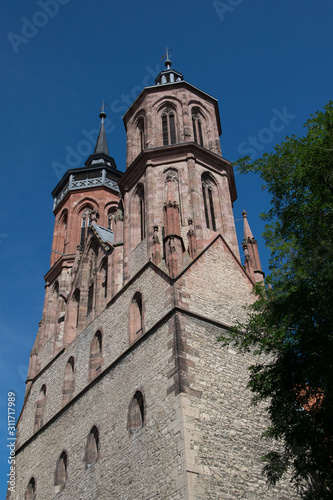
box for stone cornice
[118,142,237,202]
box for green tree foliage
[222,102,333,498]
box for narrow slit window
[87,284,94,315]
[202,173,217,232]
[198,120,204,146]
[208,187,216,231]
[74,289,80,327]
[202,184,210,229]
[169,113,176,144]
[137,185,146,241]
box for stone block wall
[16,265,173,448]
[14,322,188,500]
[173,313,299,499]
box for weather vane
[161,47,172,62]
[100,100,107,113]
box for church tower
[10,57,297,500]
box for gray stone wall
[175,314,299,499]
[14,322,188,500]
[16,265,173,448]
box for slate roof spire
[94,102,109,155]
[84,104,117,170]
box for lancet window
[25,477,36,500]
[80,209,93,247]
[137,117,145,152]
[201,173,217,231]
[73,289,80,328]
[162,108,176,146]
[136,184,146,241]
[34,384,46,432]
[54,451,67,493]
[192,108,204,146]
[129,292,143,344]
[128,391,145,433]
[85,426,99,467]
[62,357,75,406]
[89,331,103,380]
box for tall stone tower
[11,58,298,499]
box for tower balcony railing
[53,169,119,210]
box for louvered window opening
[162,113,176,146]
[192,116,204,146]
[202,183,216,231]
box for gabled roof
[91,223,114,249]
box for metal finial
[99,100,107,120]
[161,47,172,69]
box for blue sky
[1,0,332,495]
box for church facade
[11,59,298,499]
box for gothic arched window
[80,209,93,247]
[192,108,204,146]
[85,426,99,467]
[73,289,80,328]
[128,391,145,433]
[62,357,75,406]
[162,109,176,146]
[54,451,67,493]
[87,284,94,315]
[136,184,146,241]
[137,117,145,152]
[34,384,46,432]
[129,292,143,344]
[25,477,36,500]
[89,331,102,380]
[102,258,108,298]
[201,173,217,231]
[56,209,68,255]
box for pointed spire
[94,104,109,155]
[242,210,264,283]
[242,209,254,241]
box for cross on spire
[99,100,107,120]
